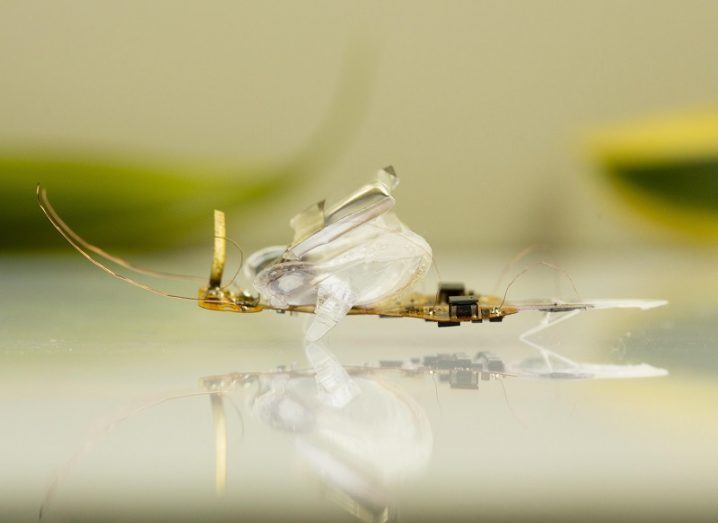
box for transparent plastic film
[252,168,432,341]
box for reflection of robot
[200,346,666,523]
[39,355,434,522]
[203,347,433,523]
[40,344,666,521]
[418,350,667,385]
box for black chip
[438,321,460,327]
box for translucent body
[248,169,432,341]
[253,212,431,340]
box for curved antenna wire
[38,185,244,301]
[218,235,244,291]
[37,186,205,282]
[499,261,581,309]
[38,185,199,301]
[492,244,542,295]
[497,378,527,429]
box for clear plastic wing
[286,166,398,259]
[512,360,668,380]
[513,298,668,312]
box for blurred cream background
[3,0,718,249]
[4,4,718,521]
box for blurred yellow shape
[590,106,718,241]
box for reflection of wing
[513,362,668,380]
[513,298,667,312]
[287,166,397,258]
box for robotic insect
[37,168,669,521]
[37,166,667,349]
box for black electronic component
[438,321,460,327]
[449,295,479,321]
[449,369,479,389]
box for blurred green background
[4,0,718,252]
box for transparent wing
[289,200,326,247]
[513,298,667,312]
[287,166,397,259]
